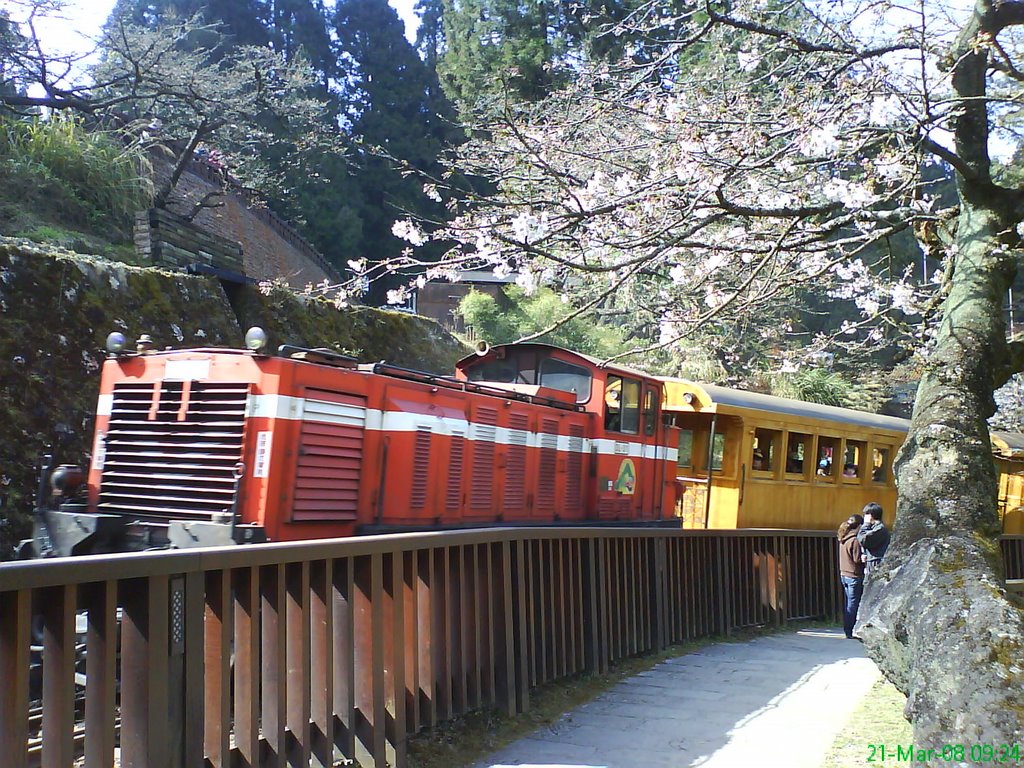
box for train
[658,379,1024,532]
[20,329,1024,556]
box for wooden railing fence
[1,529,1020,768]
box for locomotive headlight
[105,331,127,355]
[244,326,268,353]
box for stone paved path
[472,628,879,768]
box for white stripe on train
[245,394,678,462]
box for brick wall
[135,208,244,274]
[150,151,341,288]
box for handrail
[3,529,1021,768]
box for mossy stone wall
[0,238,467,557]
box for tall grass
[0,113,153,222]
[771,368,853,406]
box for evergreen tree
[110,0,335,86]
[438,0,561,108]
[111,0,271,47]
[0,11,30,111]
[332,0,458,303]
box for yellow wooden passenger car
[660,378,1024,533]
[993,432,1024,534]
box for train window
[693,431,725,472]
[785,432,811,476]
[710,433,725,471]
[872,447,890,483]
[678,430,694,468]
[816,437,839,477]
[538,358,591,403]
[643,388,660,436]
[604,375,641,433]
[752,428,779,472]
[467,358,519,383]
[843,440,866,480]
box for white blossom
[511,212,548,243]
[799,124,840,156]
[386,287,409,305]
[516,269,541,295]
[869,95,902,126]
[890,282,918,315]
[873,156,911,181]
[821,177,876,208]
[702,252,727,273]
[392,219,427,246]
[705,288,727,308]
[855,294,881,316]
[737,49,761,72]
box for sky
[21,0,421,61]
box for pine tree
[438,0,560,108]
[333,0,458,303]
[110,0,271,47]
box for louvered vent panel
[97,380,248,521]
[537,419,558,512]
[446,432,465,510]
[503,413,528,510]
[470,408,497,510]
[292,392,366,521]
[410,427,432,509]
[566,425,584,514]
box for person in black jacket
[857,502,890,574]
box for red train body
[32,340,681,555]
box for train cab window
[752,428,779,472]
[872,447,890,483]
[816,437,839,477]
[538,358,591,403]
[678,430,694,469]
[843,440,866,480]
[643,388,660,436]
[785,432,811,476]
[604,375,641,433]
[468,358,520,383]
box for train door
[638,383,665,520]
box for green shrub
[0,114,153,223]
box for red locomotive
[26,330,681,556]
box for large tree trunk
[857,194,1024,746]
[857,1,1024,748]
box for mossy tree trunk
[858,1,1024,748]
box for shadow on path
[471,628,879,768]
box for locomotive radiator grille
[97,380,249,522]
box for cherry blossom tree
[393,0,1024,745]
[392,3,950,380]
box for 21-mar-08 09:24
[868,743,1023,763]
